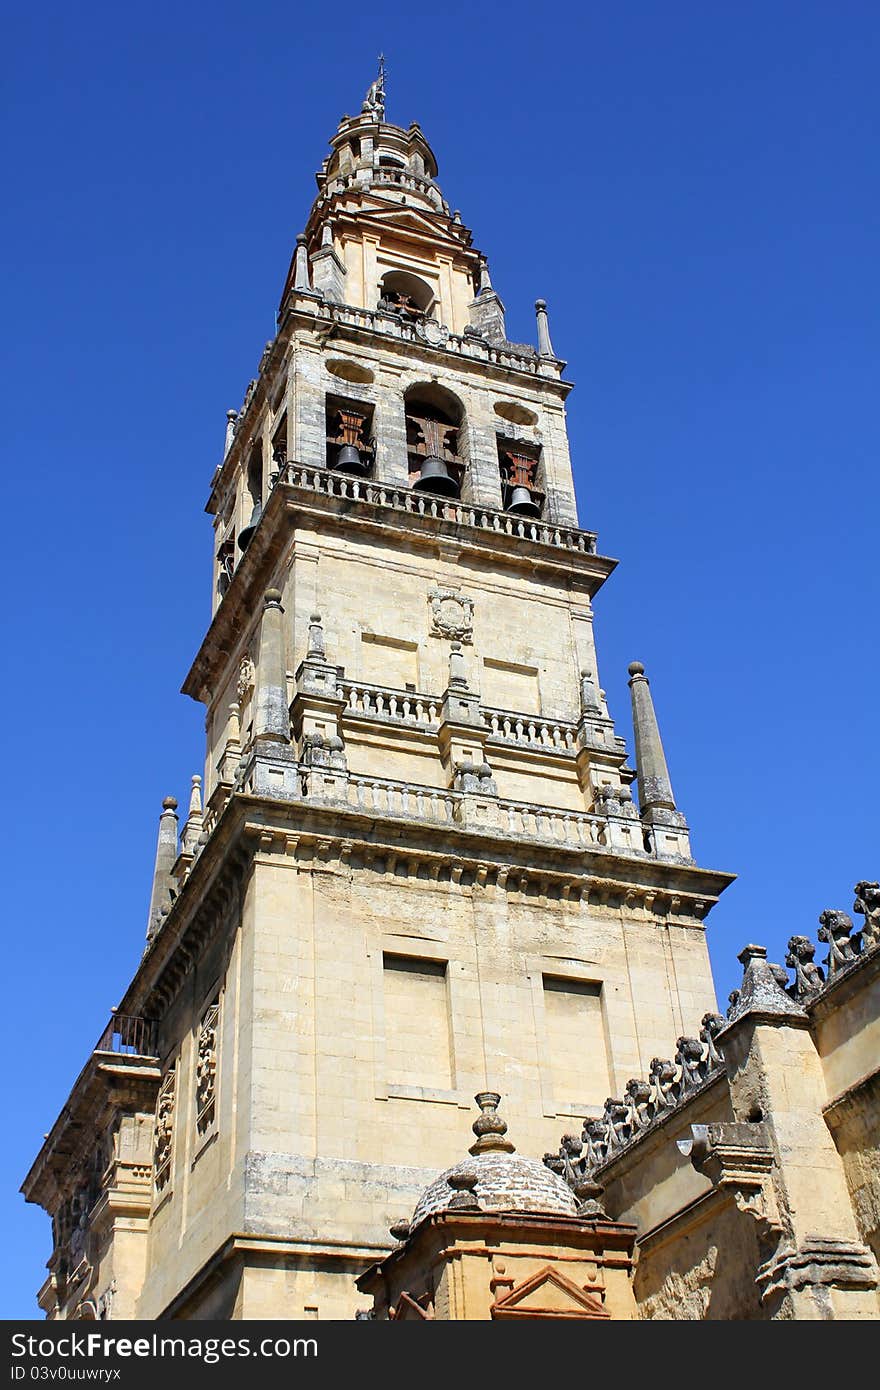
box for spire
[361,54,386,120]
[254,589,290,744]
[627,661,676,813]
[146,796,179,942]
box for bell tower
[23,71,734,1321]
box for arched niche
[403,382,469,497]
[378,269,435,319]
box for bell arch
[377,270,435,319]
[403,382,470,500]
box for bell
[413,455,460,498]
[506,484,540,518]
[238,500,263,552]
[333,442,369,474]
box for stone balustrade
[339,680,441,727]
[496,800,605,848]
[275,295,550,377]
[344,774,458,824]
[482,706,578,751]
[279,462,597,554]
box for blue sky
[4,2,878,1317]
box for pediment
[341,202,467,251]
[391,1291,433,1320]
[491,1266,610,1320]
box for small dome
[412,1149,577,1227]
[409,1092,578,1229]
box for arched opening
[377,270,435,320]
[239,442,264,553]
[404,383,467,499]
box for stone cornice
[114,784,734,1033]
[21,1056,161,1210]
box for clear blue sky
[4,2,878,1318]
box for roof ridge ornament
[362,54,386,121]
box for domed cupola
[411,1092,579,1228]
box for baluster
[389,695,398,718]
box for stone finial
[478,259,493,294]
[627,661,677,815]
[293,235,311,291]
[579,668,601,714]
[181,775,204,856]
[447,1168,481,1211]
[468,1092,515,1156]
[535,299,555,357]
[321,222,333,247]
[224,409,237,455]
[307,612,326,659]
[146,797,179,942]
[448,640,467,689]
[729,943,808,1022]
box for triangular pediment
[391,1291,433,1320]
[491,1266,610,1320]
[339,202,468,252]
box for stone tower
[22,73,734,1321]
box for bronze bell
[238,500,263,551]
[506,484,540,518]
[413,455,460,497]
[333,442,369,474]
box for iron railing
[94,1013,158,1058]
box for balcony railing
[94,1013,158,1058]
[278,463,598,555]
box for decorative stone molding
[153,1067,175,1191]
[236,656,255,705]
[756,1238,879,1306]
[196,1003,219,1135]
[428,587,474,643]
